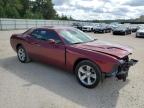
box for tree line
[0,0,72,20]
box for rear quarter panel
[10,34,27,52]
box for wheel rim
[78,65,97,86]
[18,48,26,61]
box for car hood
[137,29,144,32]
[83,26,93,28]
[95,27,105,29]
[72,40,133,58]
[114,29,125,31]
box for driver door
[27,28,65,67]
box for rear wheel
[75,60,101,88]
[17,46,31,63]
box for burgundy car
[10,26,138,88]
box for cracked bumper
[105,59,138,81]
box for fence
[0,18,91,30]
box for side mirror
[47,39,56,45]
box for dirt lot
[0,30,144,108]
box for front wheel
[17,46,31,63]
[75,60,101,88]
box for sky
[52,0,144,20]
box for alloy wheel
[78,65,97,86]
[18,48,26,62]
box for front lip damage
[116,59,138,81]
[126,59,138,66]
[105,59,138,81]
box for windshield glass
[116,27,126,30]
[57,28,95,44]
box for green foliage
[24,10,43,19]
[5,6,20,18]
[0,6,5,17]
[58,14,74,20]
[32,0,56,19]
[0,0,73,20]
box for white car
[82,25,93,32]
[136,28,144,38]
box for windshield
[58,28,95,44]
[116,27,126,30]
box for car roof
[31,26,74,30]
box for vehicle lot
[0,30,144,108]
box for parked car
[10,27,138,88]
[93,24,111,33]
[113,26,131,35]
[109,23,121,31]
[72,23,83,30]
[130,26,139,32]
[104,24,112,33]
[93,25,105,33]
[82,25,93,32]
[136,28,144,38]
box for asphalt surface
[0,30,144,108]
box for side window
[31,29,43,40]
[31,29,62,44]
[46,30,62,44]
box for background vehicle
[93,24,111,33]
[82,25,93,32]
[10,27,137,88]
[72,23,83,30]
[113,26,131,35]
[130,25,139,32]
[136,28,144,38]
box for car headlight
[119,60,125,64]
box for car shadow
[136,37,144,39]
[0,56,129,108]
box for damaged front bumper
[105,59,138,81]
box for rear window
[23,28,33,35]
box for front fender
[66,46,120,73]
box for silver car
[136,28,144,38]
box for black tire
[17,46,31,63]
[129,31,131,34]
[75,60,101,88]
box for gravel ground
[0,30,144,108]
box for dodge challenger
[10,26,138,88]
